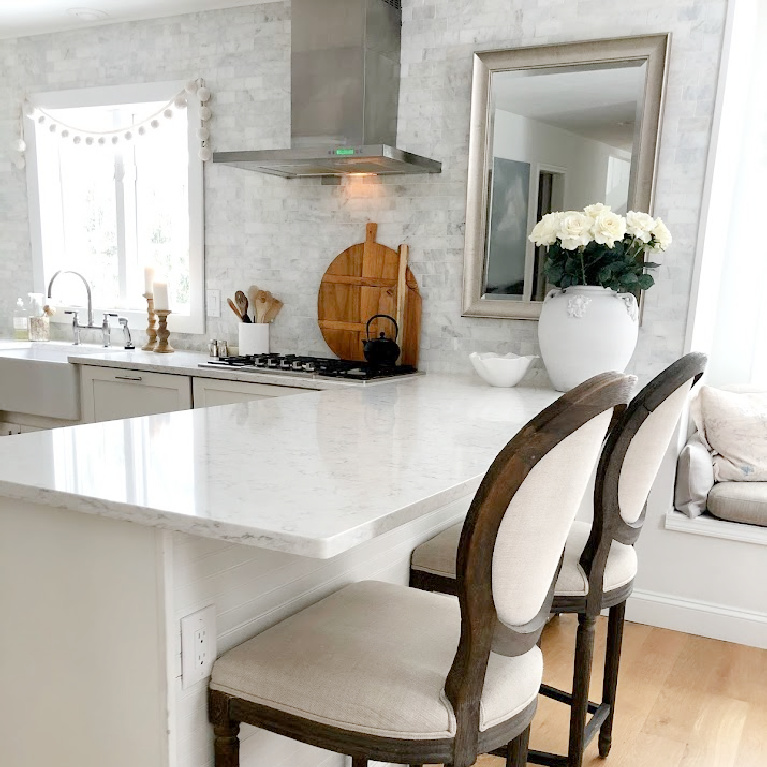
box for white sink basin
[0,342,110,420]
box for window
[25,81,204,334]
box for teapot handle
[365,314,398,341]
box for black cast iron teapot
[362,314,400,366]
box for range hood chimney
[213,0,441,178]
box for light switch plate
[181,604,216,689]
[206,289,221,318]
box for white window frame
[24,80,205,335]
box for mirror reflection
[482,61,647,303]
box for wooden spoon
[263,299,283,323]
[254,290,271,323]
[227,297,243,320]
[234,290,252,322]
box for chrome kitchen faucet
[47,270,95,345]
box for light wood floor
[476,615,767,767]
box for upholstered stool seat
[211,580,543,740]
[411,520,638,598]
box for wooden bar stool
[208,372,634,767]
[409,353,707,767]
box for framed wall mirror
[462,35,670,320]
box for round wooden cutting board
[318,223,421,366]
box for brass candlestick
[142,292,157,351]
[154,309,174,353]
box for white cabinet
[81,366,193,423]
[192,377,309,408]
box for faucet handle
[64,310,79,324]
[102,312,118,324]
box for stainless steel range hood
[213,0,441,179]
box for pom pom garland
[17,79,213,161]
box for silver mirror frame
[462,34,670,320]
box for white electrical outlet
[181,604,216,689]
[206,289,221,318]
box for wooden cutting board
[318,223,421,366]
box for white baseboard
[626,589,767,649]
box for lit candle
[144,267,155,295]
[153,282,169,311]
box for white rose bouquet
[528,203,671,292]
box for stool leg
[213,721,241,767]
[507,725,530,767]
[599,601,626,758]
[209,690,241,767]
[351,758,367,767]
[568,613,597,767]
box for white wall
[493,109,630,211]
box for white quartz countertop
[0,375,558,557]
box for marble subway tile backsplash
[0,0,725,380]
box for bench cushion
[210,580,542,739]
[707,482,767,527]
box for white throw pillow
[691,386,767,481]
[674,433,715,517]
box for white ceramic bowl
[469,352,538,388]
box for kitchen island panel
[0,498,169,767]
[170,495,472,767]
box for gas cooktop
[200,353,418,381]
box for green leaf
[547,266,564,283]
[638,274,655,290]
[598,266,612,283]
[644,261,661,270]
[560,274,572,288]
[620,272,639,286]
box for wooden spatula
[246,286,260,320]
[263,299,283,323]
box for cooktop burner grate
[205,353,417,381]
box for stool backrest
[580,352,707,608]
[445,371,635,767]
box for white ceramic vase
[537,286,639,392]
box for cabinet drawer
[81,367,193,423]
[192,377,309,408]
